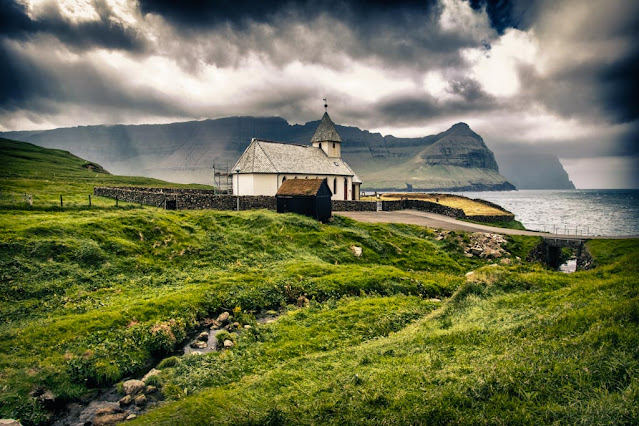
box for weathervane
[323,97,327,112]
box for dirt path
[335,210,637,240]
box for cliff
[1,117,571,190]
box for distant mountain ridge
[1,117,574,190]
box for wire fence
[525,223,594,236]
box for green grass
[1,138,637,425]
[0,205,477,423]
[134,240,639,425]
[0,137,212,209]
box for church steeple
[311,111,342,158]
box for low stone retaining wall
[465,214,516,223]
[333,200,377,211]
[94,187,514,221]
[404,199,465,218]
[94,187,275,210]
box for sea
[446,189,639,237]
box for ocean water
[452,189,639,237]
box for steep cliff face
[361,123,514,191]
[415,123,499,170]
[1,118,570,190]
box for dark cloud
[468,0,542,33]
[142,0,491,70]
[371,82,497,126]
[597,48,639,124]
[0,40,185,119]
[0,0,147,52]
[138,0,440,29]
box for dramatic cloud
[0,0,637,187]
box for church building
[232,111,362,200]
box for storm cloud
[0,0,637,187]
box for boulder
[122,379,145,395]
[93,406,127,426]
[223,339,234,349]
[216,312,230,323]
[142,368,161,383]
[350,245,363,257]
[0,420,22,426]
[126,414,137,421]
[197,331,209,341]
[296,295,309,307]
[145,385,158,395]
[118,395,133,407]
[190,341,207,349]
[134,394,147,407]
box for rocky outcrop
[416,123,499,170]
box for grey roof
[233,139,361,183]
[311,112,342,143]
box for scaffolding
[212,162,233,194]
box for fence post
[60,195,63,207]
[88,194,91,207]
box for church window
[333,178,337,194]
[319,143,322,150]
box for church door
[344,179,348,200]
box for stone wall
[466,214,515,223]
[94,186,514,221]
[332,200,377,211]
[94,187,275,210]
[404,199,465,218]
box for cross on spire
[323,97,327,112]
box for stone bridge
[540,237,589,270]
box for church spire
[311,111,341,143]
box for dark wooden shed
[276,178,332,221]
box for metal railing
[525,223,593,236]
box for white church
[232,111,362,200]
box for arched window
[319,143,322,150]
[333,178,337,194]
[333,143,335,148]
[282,176,286,184]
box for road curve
[335,210,638,240]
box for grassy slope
[135,240,639,425]
[0,137,212,208]
[1,138,637,424]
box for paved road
[335,210,637,240]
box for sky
[1,0,638,188]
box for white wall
[234,173,356,200]
[234,174,277,195]
[312,141,341,158]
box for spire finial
[323,97,327,113]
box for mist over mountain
[1,117,574,191]
[491,144,575,190]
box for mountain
[1,117,572,191]
[361,123,515,191]
[491,145,575,189]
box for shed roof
[311,112,342,143]
[276,178,329,196]
[233,139,361,183]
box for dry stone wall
[332,201,377,211]
[94,187,275,210]
[94,187,514,221]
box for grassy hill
[0,137,213,209]
[0,138,637,425]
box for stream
[52,311,280,426]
